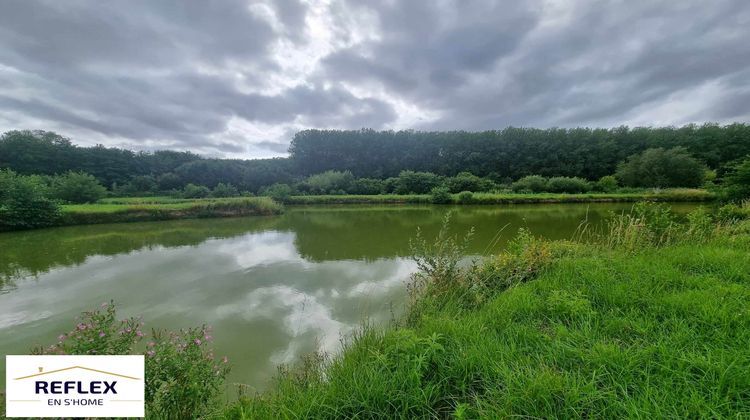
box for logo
[5,355,144,418]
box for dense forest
[1,124,749,194]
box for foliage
[545,176,591,193]
[615,147,706,188]
[0,169,61,229]
[594,175,618,192]
[429,186,453,204]
[260,183,294,202]
[395,170,442,194]
[211,182,240,197]
[511,175,548,192]
[302,170,355,194]
[457,191,474,204]
[50,171,107,203]
[37,303,229,419]
[721,156,750,202]
[445,172,493,193]
[349,177,384,195]
[182,183,211,198]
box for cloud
[0,0,748,158]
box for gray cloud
[0,0,748,158]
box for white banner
[5,355,144,418]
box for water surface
[0,203,699,392]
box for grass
[60,196,283,226]
[283,188,714,205]
[226,204,750,419]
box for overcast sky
[1,0,749,158]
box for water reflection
[0,203,699,391]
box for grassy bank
[284,188,714,205]
[227,204,750,418]
[60,196,283,226]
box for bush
[50,171,107,203]
[349,178,384,195]
[211,182,240,197]
[721,157,750,202]
[594,175,618,192]
[511,175,548,193]
[0,169,61,229]
[445,172,493,193]
[429,186,453,204]
[457,191,474,204]
[395,171,442,194]
[182,183,211,198]
[127,175,158,195]
[157,172,184,191]
[303,170,355,195]
[546,176,591,193]
[616,147,706,188]
[260,183,294,202]
[38,303,229,419]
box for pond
[0,203,700,393]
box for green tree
[395,171,442,194]
[302,170,355,194]
[211,183,239,197]
[594,175,619,192]
[182,183,211,198]
[616,147,706,188]
[50,171,107,203]
[546,177,591,193]
[512,175,548,193]
[430,186,453,204]
[721,157,750,202]
[0,169,61,229]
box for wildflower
[101,302,108,308]
[194,338,202,345]
[204,334,213,341]
[136,330,144,337]
[147,342,155,347]
[147,350,155,357]
[222,356,228,364]
[58,334,66,341]
[99,332,106,338]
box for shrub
[0,169,61,229]
[511,175,548,193]
[182,183,211,198]
[429,186,453,204]
[615,147,706,188]
[260,183,294,202]
[38,303,229,419]
[303,170,355,194]
[721,157,750,202]
[594,175,618,192]
[395,171,442,194]
[50,171,107,203]
[211,182,240,197]
[349,178,384,195]
[546,176,591,193]
[157,172,184,191]
[445,172,493,193]
[457,191,474,204]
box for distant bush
[260,183,294,202]
[211,182,239,197]
[349,178,384,195]
[457,191,475,204]
[303,170,355,194]
[616,147,706,188]
[51,171,107,203]
[594,175,619,192]
[396,171,442,194]
[182,183,211,198]
[511,175,548,193]
[445,172,494,193]
[546,176,591,193]
[0,169,61,229]
[430,186,453,204]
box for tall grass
[226,203,750,418]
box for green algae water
[0,203,699,393]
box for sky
[0,0,749,159]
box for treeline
[1,124,749,197]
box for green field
[59,196,282,225]
[227,204,750,418]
